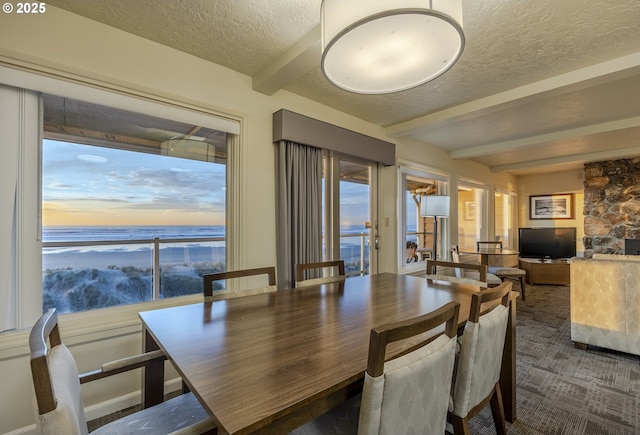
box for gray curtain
[276,140,323,289]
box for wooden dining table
[139,272,517,435]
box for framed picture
[463,201,475,220]
[529,193,574,220]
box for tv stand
[519,258,570,285]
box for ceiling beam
[252,26,321,95]
[450,116,640,159]
[490,145,640,173]
[386,52,640,139]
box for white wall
[517,169,586,254]
[0,6,516,433]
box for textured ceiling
[45,0,640,175]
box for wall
[583,158,640,257]
[0,6,516,433]
[517,169,585,255]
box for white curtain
[0,84,42,331]
[275,141,323,289]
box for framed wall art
[529,193,574,220]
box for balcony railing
[43,232,371,313]
[339,232,369,276]
[42,236,225,313]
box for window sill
[0,294,203,360]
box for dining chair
[295,260,345,288]
[202,266,277,301]
[476,240,502,250]
[449,281,513,435]
[476,241,527,300]
[29,308,216,435]
[290,301,460,435]
[450,246,503,287]
[427,259,489,288]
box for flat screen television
[518,227,576,259]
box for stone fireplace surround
[583,158,640,258]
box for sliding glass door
[323,154,378,276]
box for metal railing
[43,236,225,302]
[339,232,369,276]
[43,232,369,312]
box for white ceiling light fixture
[320,0,464,94]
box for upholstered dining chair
[202,266,276,301]
[29,308,216,435]
[426,259,489,288]
[476,241,527,300]
[450,246,503,288]
[295,260,345,288]
[290,301,461,435]
[449,281,513,435]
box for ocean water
[42,225,370,268]
[43,225,226,242]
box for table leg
[143,328,165,408]
[480,253,489,266]
[500,295,517,422]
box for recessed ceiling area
[44,0,640,175]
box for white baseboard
[85,377,183,421]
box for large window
[41,95,230,314]
[399,165,449,269]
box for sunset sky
[43,140,370,228]
[42,140,226,226]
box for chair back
[203,267,277,302]
[358,302,460,435]
[476,240,503,250]
[295,260,345,288]
[452,281,512,418]
[30,309,89,435]
[427,259,488,288]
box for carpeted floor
[463,284,640,435]
[90,284,640,434]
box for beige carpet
[460,284,640,435]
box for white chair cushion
[36,344,88,435]
[451,304,509,418]
[488,266,525,276]
[359,334,457,435]
[91,392,215,435]
[38,345,215,435]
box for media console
[518,258,571,285]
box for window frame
[397,162,450,273]
[1,66,241,330]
